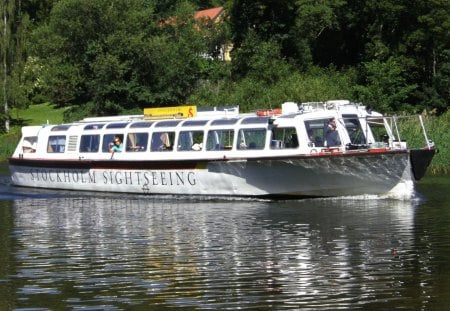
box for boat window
[182,120,208,127]
[210,119,239,126]
[150,132,174,151]
[51,125,71,131]
[126,132,148,152]
[277,114,297,119]
[206,129,234,150]
[129,122,154,128]
[80,135,100,152]
[47,135,66,153]
[368,118,390,144]
[342,114,366,145]
[84,124,105,130]
[155,120,182,127]
[304,120,324,147]
[237,128,266,150]
[241,117,269,124]
[304,118,341,147]
[102,134,124,152]
[270,127,298,149]
[177,130,204,151]
[106,123,128,129]
[22,136,37,153]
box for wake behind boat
[8,100,435,199]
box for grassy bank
[11,102,65,125]
[1,104,448,173]
[1,103,66,160]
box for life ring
[310,148,318,154]
[256,108,282,117]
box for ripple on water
[2,192,445,310]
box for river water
[0,164,449,310]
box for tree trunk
[2,0,9,133]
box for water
[1,165,449,310]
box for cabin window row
[47,126,300,153]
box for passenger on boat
[191,143,202,151]
[160,133,172,150]
[324,118,341,147]
[307,131,315,147]
[109,136,123,153]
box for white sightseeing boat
[9,100,435,199]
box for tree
[21,0,55,25]
[230,0,301,73]
[353,57,417,113]
[31,0,210,121]
[1,0,29,132]
[293,0,345,68]
[404,0,450,113]
[311,0,449,113]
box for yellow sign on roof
[144,106,197,120]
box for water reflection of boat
[10,197,420,309]
[9,100,435,198]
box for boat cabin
[13,100,415,161]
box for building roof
[194,7,224,21]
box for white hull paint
[9,151,411,198]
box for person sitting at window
[160,133,172,150]
[324,118,341,147]
[109,136,123,153]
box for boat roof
[50,100,375,129]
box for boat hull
[9,151,412,198]
[410,148,436,180]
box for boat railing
[80,115,144,123]
[301,102,325,113]
[393,115,434,150]
[366,115,434,150]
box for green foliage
[21,0,55,25]
[30,0,213,121]
[0,127,20,159]
[189,67,355,111]
[1,0,448,129]
[1,0,30,132]
[353,57,417,113]
[400,110,450,174]
[425,111,450,173]
[232,35,292,83]
[294,0,345,68]
[231,0,297,45]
